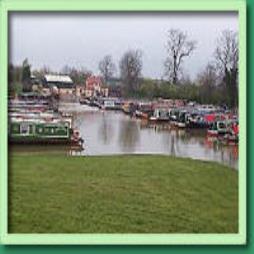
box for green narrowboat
[8,119,75,144]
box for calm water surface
[63,103,238,169]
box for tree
[119,49,142,96]
[21,58,32,92]
[70,68,92,86]
[8,64,14,84]
[61,65,92,85]
[214,30,238,108]
[138,79,157,99]
[61,65,72,75]
[164,29,196,85]
[197,63,218,104]
[98,55,116,84]
[8,63,24,96]
[40,65,52,75]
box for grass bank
[8,154,238,233]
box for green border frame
[0,0,246,245]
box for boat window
[218,122,226,128]
[20,123,30,135]
[29,125,33,134]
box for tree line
[8,29,238,108]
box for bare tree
[215,30,238,108]
[198,63,217,87]
[98,55,116,84]
[197,63,218,103]
[8,64,14,84]
[70,68,92,85]
[40,65,52,75]
[61,65,72,75]
[164,29,196,85]
[215,30,238,72]
[60,65,92,85]
[119,49,142,95]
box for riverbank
[8,154,238,233]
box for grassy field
[8,154,238,233]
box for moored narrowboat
[100,98,122,110]
[122,101,137,116]
[222,120,239,144]
[135,102,153,119]
[170,109,187,128]
[186,113,211,129]
[207,121,228,137]
[8,119,83,146]
[150,107,170,122]
[79,97,90,105]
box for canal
[62,103,238,169]
[9,102,238,169]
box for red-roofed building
[85,76,108,97]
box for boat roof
[10,117,70,125]
[44,74,73,83]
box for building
[101,86,109,97]
[85,76,102,97]
[43,74,74,95]
[75,85,86,97]
[85,76,108,98]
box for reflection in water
[170,134,176,156]
[10,105,239,169]
[118,118,140,153]
[99,113,114,145]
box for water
[66,103,238,169]
[10,103,238,169]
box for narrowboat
[150,107,170,122]
[169,108,180,122]
[135,102,153,119]
[122,101,137,116]
[8,118,83,146]
[9,111,73,128]
[87,98,99,107]
[100,98,123,110]
[186,112,211,129]
[222,120,239,144]
[207,121,228,137]
[170,109,187,128]
[79,97,90,105]
[176,111,187,128]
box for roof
[86,76,102,84]
[44,74,73,83]
[86,76,102,90]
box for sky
[9,12,238,80]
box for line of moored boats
[8,99,84,147]
[80,97,239,144]
[7,95,239,147]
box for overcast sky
[9,12,238,80]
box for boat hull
[9,137,81,145]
